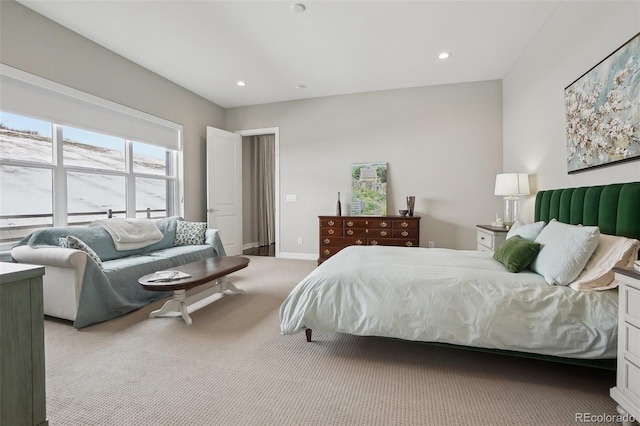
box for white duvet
[279,245,619,359]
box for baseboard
[278,252,317,261]
[243,242,260,250]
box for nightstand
[476,225,508,254]
[611,266,640,426]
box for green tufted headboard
[534,182,640,241]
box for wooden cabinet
[476,225,508,254]
[611,267,640,426]
[319,215,420,264]
[0,263,48,426]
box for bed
[280,182,640,362]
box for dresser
[610,267,640,426]
[318,215,420,264]
[476,225,508,254]
[0,263,48,426]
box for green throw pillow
[493,235,541,273]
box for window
[0,111,179,247]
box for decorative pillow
[58,237,70,248]
[570,234,640,292]
[174,221,207,246]
[529,219,600,286]
[506,220,546,241]
[64,236,103,268]
[493,235,541,273]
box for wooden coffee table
[139,256,250,325]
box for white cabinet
[611,267,640,426]
[476,225,508,254]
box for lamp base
[503,196,520,228]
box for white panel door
[206,126,242,256]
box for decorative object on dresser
[476,225,508,254]
[494,173,530,228]
[565,32,640,174]
[336,192,342,216]
[406,196,415,216]
[610,267,640,426]
[318,215,420,264]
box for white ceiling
[18,0,561,109]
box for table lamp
[494,173,530,228]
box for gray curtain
[252,135,275,246]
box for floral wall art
[565,32,640,173]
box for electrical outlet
[286,194,298,202]
[428,241,435,248]
[297,237,303,245]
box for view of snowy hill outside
[0,125,168,239]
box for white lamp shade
[494,173,530,196]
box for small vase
[336,192,342,216]
[406,196,415,217]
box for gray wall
[225,81,504,255]
[0,0,225,221]
[503,1,640,223]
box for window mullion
[52,124,67,227]
[126,140,135,217]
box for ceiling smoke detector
[291,3,306,13]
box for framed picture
[565,32,640,173]
[351,162,387,215]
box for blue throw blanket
[14,216,226,328]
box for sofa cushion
[147,245,216,268]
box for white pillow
[506,220,546,241]
[570,234,640,291]
[529,219,600,286]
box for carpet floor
[43,255,620,425]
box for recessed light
[236,81,246,87]
[291,3,306,13]
[438,52,451,60]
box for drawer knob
[480,236,485,240]
[406,241,413,247]
[401,231,408,237]
[324,249,330,255]
[328,220,335,226]
[381,222,388,228]
[356,239,363,245]
[347,230,354,236]
[380,231,387,236]
[371,240,378,245]
[324,238,330,244]
[347,221,353,227]
[401,222,408,227]
[328,229,335,235]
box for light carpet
[43,255,620,426]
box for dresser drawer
[622,359,640,401]
[477,229,495,249]
[477,243,493,253]
[343,219,368,228]
[624,284,640,327]
[392,219,418,229]
[392,229,418,238]
[320,227,343,237]
[344,228,368,237]
[368,238,418,247]
[320,218,342,227]
[624,323,640,363]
